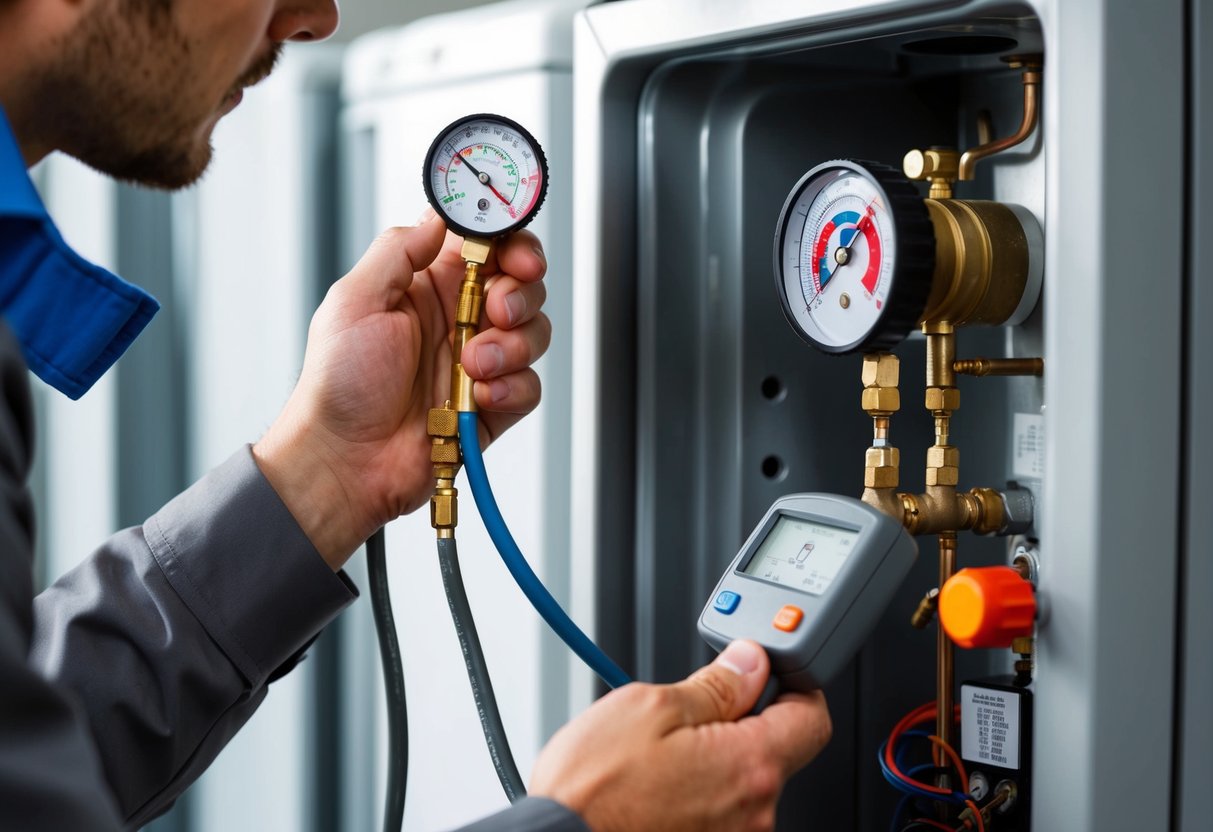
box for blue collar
[0,108,158,399]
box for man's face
[34,0,337,189]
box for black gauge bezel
[772,159,935,355]
[422,112,550,240]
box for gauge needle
[453,152,513,207]
[834,204,875,268]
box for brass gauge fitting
[449,236,493,413]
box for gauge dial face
[423,113,548,239]
[776,165,899,352]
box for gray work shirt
[0,322,587,830]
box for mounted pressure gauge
[773,160,935,354]
[423,113,549,239]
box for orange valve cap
[939,566,1036,649]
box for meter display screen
[742,514,857,596]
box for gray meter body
[699,493,917,695]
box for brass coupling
[862,353,901,493]
[449,237,493,413]
[428,404,462,538]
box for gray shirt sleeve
[452,797,591,832]
[29,446,357,827]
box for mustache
[232,43,283,93]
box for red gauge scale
[774,160,935,354]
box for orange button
[773,604,804,632]
[939,566,1036,649]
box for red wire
[908,819,954,832]
[884,703,955,796]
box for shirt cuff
[145,445,357,688]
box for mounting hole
[902,35,1019,55]
[761,455,787,481]
[760,375,786,402]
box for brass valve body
[920,199,1033,328]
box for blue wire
[877,741,967,805]
[458,411,631,689]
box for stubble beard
[31,3,280,191]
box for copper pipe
[958,58,1042,181]
[936,532,958,788]
[953,357,1045,377]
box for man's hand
[253,210,550,568]
[530,640,832,832]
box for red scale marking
[813,220,837,290]
[859,209,882,295]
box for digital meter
[699,494,917,698]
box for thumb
[669,640,770,728]
[346,212,446,305]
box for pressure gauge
[423,113,549,239]
[773,160,935,354]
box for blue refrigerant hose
[457,410,631,690]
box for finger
[462,314,552,380]
[491,230,547,283]
[747,690,833,776]
[664,640,771,730]
[473,368,542,420]
[482,275,548,329]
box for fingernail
[504,291,527,325]
[416,205,437,224]
[716,640,762,676]
[488,378,511,403]
[475,344,505,378]
[531,243,546,264]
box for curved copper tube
[959,66,1041,180]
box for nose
[268,0,340,42]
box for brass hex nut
[865,447,900,468]
[430,495,457,528]
[926,466,960,486]
[861,353,900,388]
[925,386,961,411]
[926,446,960,468]
[861,386,901,413]
[1011,636,1035,655]
[865,467,900,488]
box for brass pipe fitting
[910,587,940,629]
[953,357,1044,377]
[449,237,493,413]
[860,354,903,518]
[958,55,1042,181]
[903,147,960,200]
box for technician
[0,1,832,830]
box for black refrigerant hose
[367,528,407,832]
[437,536,527,801]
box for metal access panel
[569,1,1202,830]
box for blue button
[714,591,741,614]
